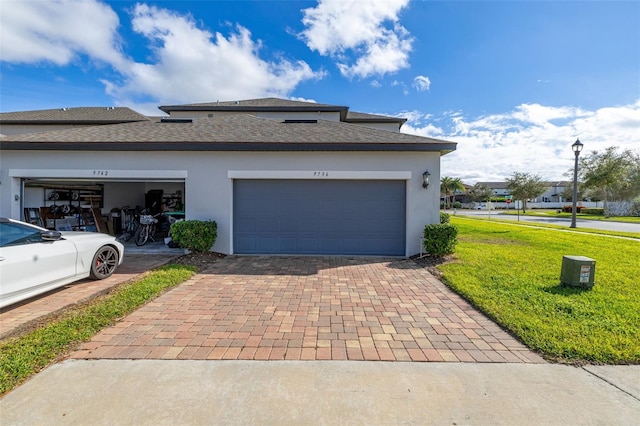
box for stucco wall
[1,150,441,256]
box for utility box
[561,256,596,289]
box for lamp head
[572,138,583,154]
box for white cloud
[391,80,409,95]
[299,0,412,78]
[102,4,322,108]
[401,101,640,184]
[402,122,444,137]
[289,96,317,103]
[413,75,431,92]
[0,0,126,67]
[1,1,322,111]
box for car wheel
[90,245,119,279]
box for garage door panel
[235,219,256,233]
[277,238,296,251]
[256,238,279,252]
[299,238,321,252]
[320,238,340,253]
[278,219,299,233]
[235,238,256,253]
[255,218,279,232]
[278,200,299,216]
[234,180,405,255]
[337,218,360,233]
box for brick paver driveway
[72,256,544,363]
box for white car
[0,217,124,309]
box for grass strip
[460,215,640,239]
[500,210,640,224]
[439,217,640,364]
[0,264,196,395]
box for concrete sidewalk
[1,360,639,425]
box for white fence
[462,201,601,210]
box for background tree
[440,176,465,209]
[469,183,492,203]
[505,172,546,213]
[561,186,585,203]
[574,147,639,210]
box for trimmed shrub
[423,223,458,257]
[581,208,604,215]
[440,212,450,224]
[170,220,217,253]
[452,201,462,209]
[562,205,585,213]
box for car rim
[95,247,118,277]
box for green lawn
[0,264,197,395]
[500,209,640,224]
[437,217,640,364]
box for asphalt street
[451,210,640,234]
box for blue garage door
[233,180,405,255]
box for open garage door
[16,170,186,234]
[233,179,406,255]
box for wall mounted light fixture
[422,170,431,189]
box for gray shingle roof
[159,97,407,126]
[0,107,150,124]
[345,110,406,124]
[163,97,340,109]
[476,182,507,189]
[0,114,456,153]
[159,97,350,119]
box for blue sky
[1,0,639,183]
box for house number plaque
[92,170,109,176]
[313,171,329,177]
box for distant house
[475,181,571,202]
[0,97,456,256]
[440,183,473,206]
[537,181,572,203]
[476,182,511,197]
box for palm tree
[440,176,465,209]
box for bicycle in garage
[134,210,162,246]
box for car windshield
[0,222,44,247]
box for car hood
[60,231,117,242]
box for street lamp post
[570,138,583,228]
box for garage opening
[233,179,406,256]
[21,179,185,238]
